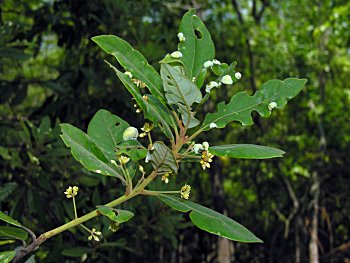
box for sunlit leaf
[209,144,285,159]
[158,194,262,243]
[97,206,134,224]
[201,78,307,131]
[92,35,165,104]
[60,124,125,183]
[0,211,22,227]
[87,109,129,160]
[0,251,16,263]
[178,9,215,78]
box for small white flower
[111,160,117,166]
[123,127,139,140]
[212,59,221,65]
[202,141,209,151]
[235,72,242,80]
[268,102,277,111]
[193,144,204,154]
[221,75,233,85]
[205,81,219,93]
[192,77,196,82]
[209,123,217,129]
[177,32,186,42]
[203,60,213,68]
[96,170,101,174]
[124,71,133,78]
[145,152,151,163]
[170,51,183,58]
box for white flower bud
[193,143,203,154]
[170,51,183,58]
[212,59,221,65]
[235,72,242,80]
[209,123,217,129]
[205,81,219,93]
[221,75,233,85]
[123,127,139,141]
[268,102,277,111]
[203,60,213,68]
[177,32,186,42]
[202,141,209,151]
[124,71,133,78]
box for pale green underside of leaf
[91,35,165,104]
[0,211,22,227]
[0,251,16,263]
[209,144,285,159]
[87,109,129,160]
[161,64,202,108]
[60,124,125,183]
[97,206,134,224]
[149,142,178,174]
[201,78,307,131]
[158,194,262,243]
[109,63,175,139]
[0,226,28,240]
[178,9,215,78]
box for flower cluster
[193,142,215,170]
[200,150,214,170]
[139,123,153,138]
[88,228,102,242]
[118,155,130,165]
[180,184,191,199]
[64,186,79,198]
[108,222,120,232]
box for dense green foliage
[1,0,349,262]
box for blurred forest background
[0,0,349,262]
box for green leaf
[201,78,307,131]
[178,9,215,78]
[91,35,165,104]
[108,62,175,139]
[87,109,129,160]
[115,140,147,161]
[161,64,202,108]
[0,226,28,240]
[0,211,22,227]
[0,182,17,202]
[60,124,125,183]
[158,195,262,243]
[0,251,16,263]
[149,142,178,174]
[97,206,134,224]
[62,247,92,257]
[209,144,285,159]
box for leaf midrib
[63,132,125,182]
[159,195,259,242]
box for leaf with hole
[178,9,215,78]
[97,206,134,224]
[87,109,129,160]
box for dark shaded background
[1,0,349,262]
